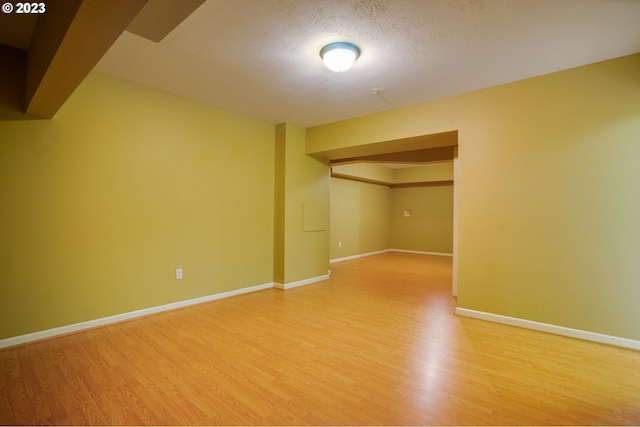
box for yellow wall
[3,52,640,343]
[330,161,454,258]
[275,123,330,284]
[0,72,275,339]
[390,185,453,253]
[330,162,454,256]
[330,178,391,259]
[310,53,640,341]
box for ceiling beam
[0,45,28,120]
[330,172,454,188]
[331,146,455,166]
[126,0,205,43]
[25,0,147,118]
[311,130,458,162]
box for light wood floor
[1,252,639,425]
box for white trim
[452,147,459,297]
[390,249,453,257]
[330,249,452,264]
[455,307,640,351]
[0,282,274,349]
[273,274,330,290]
[330,249,390,263]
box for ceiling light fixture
[320,42,360,72]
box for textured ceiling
[94,0,640,127]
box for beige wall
[330,162,454,257]
[330,178,453,258]
[330,178,391,259]
[0,72,275,339]
[310,53,640,341]
[390,185,453,253]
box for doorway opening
[321,130,459,296]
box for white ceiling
[94,0,640,128]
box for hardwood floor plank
[1,252,639,425]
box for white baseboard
[455,307,640,351]
[391,249,453,257]
[274,274,330,290]
[0,282,274,349]
[330,249,452,264]
[330,249,390,264]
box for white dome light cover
[320,42,361,72]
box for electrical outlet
[338,242,342,248]
[176,268,183,280]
